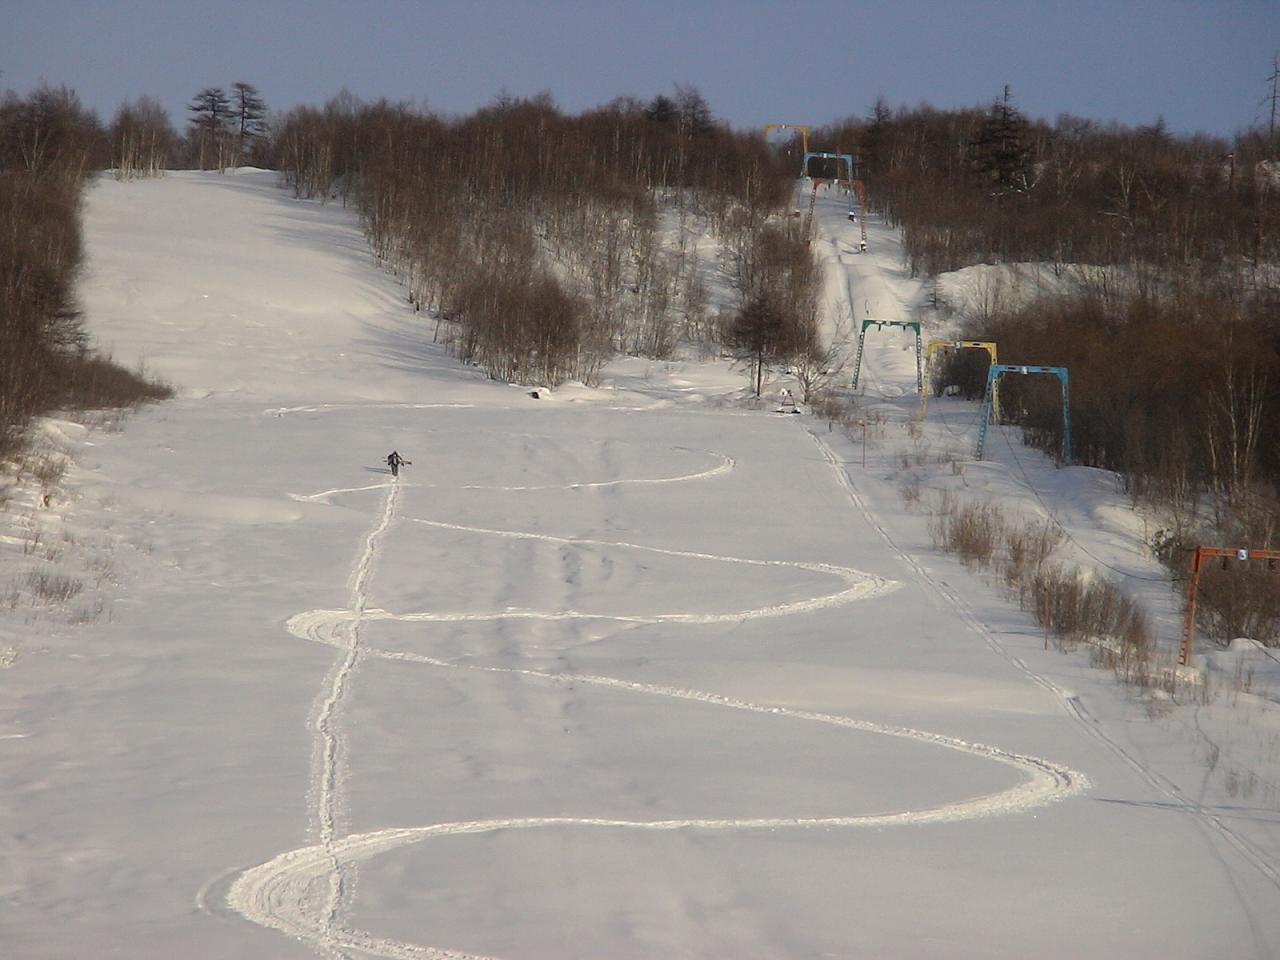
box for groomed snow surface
[1,171,1278,958]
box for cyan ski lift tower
[974,364,1072,463]
[800,151,858,220]
[851,319,923,393]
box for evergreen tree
[187,87,231,169]
[230,81,266,145]
[971,85,1031,200]
[645,94,676,127]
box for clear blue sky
[3,0,1276,138]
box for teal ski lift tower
[851,318,924,393]
[975,364,1072,463]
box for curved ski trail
[226,434,1089,960]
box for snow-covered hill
[1,170,1277,959]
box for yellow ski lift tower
[918,340,1000,421]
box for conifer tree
[230,81,267,162]
[971,85,1030,200]
[187,87,231,170]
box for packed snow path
[225,408,1087,960]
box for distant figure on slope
[778,388,796,413]
[859,239,868,253]
[386,450,411,478]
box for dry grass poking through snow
[0,439,124,659]
[20,571,83,604]
[926,490,1156,687]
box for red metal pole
[1179,547,1278,667]
[1043,589,1051,650]
[1179,548,1205,667]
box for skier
[386,450,411,478]
[778,388,796,414]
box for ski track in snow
[290,450,736,503]
[305,473,401,956]
[266,402,476,418]
[222,422,1090,960]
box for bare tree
[110,96,174,179]
[791,313,852,404]
[1203,353,1269,510]
[1262,54,1280,155]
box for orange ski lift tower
[851,319,923,393]
[975,364,1071,463]
[1180,547,1280,665]
[801,151,858,220]
[918,340,1000,421]
[764,122,810,155]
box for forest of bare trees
[270,89,814,386]
[1,79,279,459]
[817,95,1279,279]
[0,86,170,460]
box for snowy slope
[0,171,1276,959]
